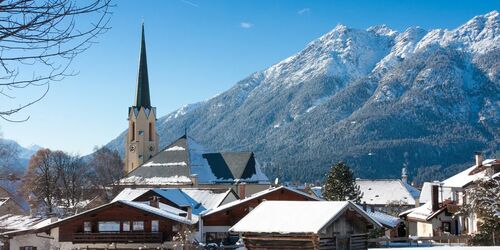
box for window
[98,221,120,232]
[131,122,135,141]
[139,130,144,136]
[149,122,153,141]
[20,247,37,250]
[84,221,92,232]
[442,222,451,233]
[123,221,130,231]
[151,220,159,232]
[133,221,144,231]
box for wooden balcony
[73,232,163,243]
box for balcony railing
[73,232,163,243]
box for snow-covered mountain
[106,11,500,182]
[0,138,41,172]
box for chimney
[190,174,198,187]
[431,184,439,211]
[401,167,408,184]
[370,205,375,213]
[475,152,483,167]
[150,196,159,208]
[362,201,367,211]
[239,183,246,199]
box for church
[121,25,270,197]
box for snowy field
[370,247,500,250]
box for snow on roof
[165,146,185,151]
[419,159,498,203]
[405,202,445,221]
[181,188,232,211]
[361,208,402,228]
[441,163,489,188]
[202,186,321,217]
[0,197,9,206]
[357,179,420,205]
[143,162,188,167]
[111,188,150,202]
[230,201,381,233]
[112,187,232,215]
[120,175,192,185]
[119,200,196,224]
[0,214,46,231]
[122,135,269,185]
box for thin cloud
[181,0,199,8]
[240,22,254,29]
[297,8,310,15]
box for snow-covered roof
[0,214,46,232]
[230,201,381,234]
[405,202,446,222]
[119,200,196,224]
[121,135,269,185]
[1,200,196,236]
[111,188,150,202]
[441,162,491,188]
[202,186,321,217]
[362,208,402,228]
[181,188,234,211]
[112,187,234,215]
[419,159,499,203]
[0,197,9,206]
[357,179,420,205]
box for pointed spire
[134,22,151,108]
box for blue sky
[0,0,497,155]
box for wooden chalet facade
[3,200,196,250]
[200,186,321,244]
[230,201,382,250]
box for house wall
[414,212,457,237]
[9,232,52,250]
[323,210,371,237]
[56,203,188,242]
[416,221,434,237]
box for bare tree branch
[0,0,113,121]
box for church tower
[125,24,159,173]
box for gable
[202,187,319,226]
[126,136,191,180]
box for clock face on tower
[129,144,136,152]
[149,145,155,152]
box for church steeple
[125,23,159,174]
[135,23,151,108]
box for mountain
[106,11,500,183]
[0,138,41,172]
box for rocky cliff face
[106,11,499,182]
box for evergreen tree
[323,162,362,203]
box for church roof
[134,23,151,109]
[121,135,269,185]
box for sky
[0,0,497,155]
